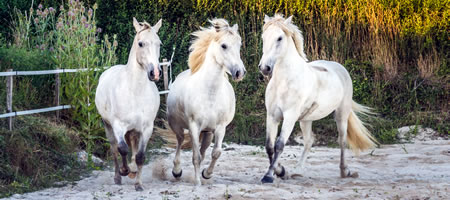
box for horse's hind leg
[103,119,122,185]
[199,131,213,163]
[298,120,314,170]
[202,126,224,179]
[172,125,185,179]
[335,108,359,178]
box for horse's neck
[273,39,309,78]
[192,54,226,90]
[125,41,148,86]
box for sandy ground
[7,140,450,200]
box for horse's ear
[153,19,162,33]
[232,24,238,32]
[264,14,270,23]
[284,15,293,24]
[133,17,142,32]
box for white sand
[8,140,450,200]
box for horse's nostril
[266,65,271,72]
[150,70,155,77]
[235,70,240,78]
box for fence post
[6,69,13,130]
[55,69,61,120]
[162,58,169,99]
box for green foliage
[4,0,118,156]
[0,116,84,198]
[0,46,55,111]
[50,0,117,156]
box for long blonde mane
[188,19,238,74]
[263,14,308,61]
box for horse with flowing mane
[164,18,246,186]
[258,14,378,183]
[95,17,162,191]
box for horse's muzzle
[231,68,246,82]
[259,64,272,76]
[148,63,160,81]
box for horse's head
[189,19,246,81]
[133,17,162,81]
[259,14,308,76]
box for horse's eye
[277,37,282,42]
[221,44,227,50]
[138,42,144,47]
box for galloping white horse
[258,14,377,183]
[95,17,162,191]
[166,19,246,186]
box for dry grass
[417,47,441,79]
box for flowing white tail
[347,101,378,154]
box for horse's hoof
[349,171,359,178]
[276,166,287,179]
[128,172,137,179]
[114,177,122,185]
[172,169,182,178]
[119,167,130,176]
[261,175,274,183]
[341,170,359,178]
[202,169,212,179]
[135,184,144,191]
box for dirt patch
[7,140,450,200]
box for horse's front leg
[265,115,279,166]
[133,125,153,191]
[103,119,122,185]
[202,125,225,179]
[188,122,202,186]
[262,114,296,183]
[199,131,213,163]
[113,123,130,177]
[127,131,139,179]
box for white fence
[1,48,175,130]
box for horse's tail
[347,101,378,154]
[154,120,192,149]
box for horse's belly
[302,92,343,121]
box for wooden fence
[1,50,175,130]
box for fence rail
[0,62,171,77]
[0,105,72,118]
[2,47,175,129]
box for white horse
[165,19,246,186]
[95,17,162,191]
[258,14,377,183]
